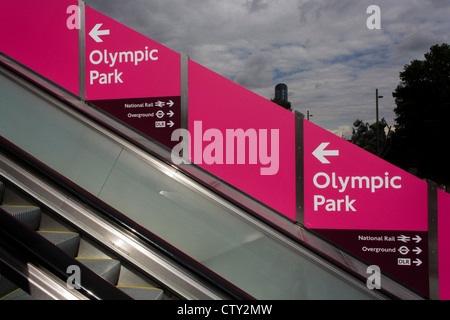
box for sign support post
[428,180,439,299]
[295,111,305,224]
[78,0,86,102]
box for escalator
[0,181,166,300]
[0,54,424,300]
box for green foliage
[391,43,450,185]
[351,118,391,156]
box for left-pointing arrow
[89,23,110,43]
[312,142,339,164]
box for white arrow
[167,110,175,117]
[167,100,174,107]
[413,259,422,267]
[89,23,110,43]
[413,235,422,243]
[413,247,422,255]
[167,121,174,128]
[312,143,339,164]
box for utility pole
[376,89,383,156]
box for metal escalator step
[0,275,19,300]
[117,286,164,300]
[37,231,80,257]
[0,205,41,231]
[76,258,121,285]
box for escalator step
[38,231,80,257]
[0,205,41,231]
[0,275,19,300]
[117,286,164,300]
[77,258,121,286]
[0,288,34,300]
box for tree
[350,118,392,156]
[391,43,450,185]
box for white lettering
[170,121,280,175]
[88,47,159,67]
[313,172,402,193]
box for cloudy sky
[86,0,450,138]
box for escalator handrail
[0,136,254,300]
[0,207,133,300]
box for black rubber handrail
[0,207,133,300]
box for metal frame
[295,111,305,224]
[78,0,86,102]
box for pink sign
[187,61,297,220]
[0,0,79,95]
[438,190,450,299]
[304,120,430,296]
[85,6,180,100]
[304,120,428,231]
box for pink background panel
[85,6,180,100]
[304,120,428,231]
[188,60,296,220]
[0,0,79,95]
[438,190,450,299]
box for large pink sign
[187,61,297,220]
[303,120,430,296]
[85,6,180,100]
[0,0,79,95]
[85,6,181,149]
[304,120,428,231]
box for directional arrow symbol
[312,143,339,164]
[167,100,174,107]
[413,259,422,267]
[167,110,175,117]
[413,247,422,255]
[89,23,110,43]
[413,235,422,243]
[167,121,174,128]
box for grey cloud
[245,0,269,13]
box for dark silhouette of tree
[389,43,450,185]
[351,118,392,156]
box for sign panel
[0,0,79,95]
[303,120,429,296]
[85,6,181,148]
[89,96,180,149]
[188,61,297,220]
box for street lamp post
[376,89,383,156]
